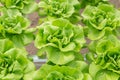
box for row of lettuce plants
[0,0,120,80]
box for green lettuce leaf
[46,46,75,65]
[0,8,22,17]
[66,61,89,73]
[95,70,119,80]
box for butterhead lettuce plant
[0,8,35,47]
[35,18,85,64]
[0,39,35,80]
[82,3,120,40]
[38,0,81,23]
[88,35,120,80]
[0,0,38,14]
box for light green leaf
[21,1,38,14]
[89,62,101,78]
[88,25,105,40]
[0,8,22,17]
[83,73,92,80]
[47,46,75,65]
[95,70,119,80]
[0,39,14,53]
[96,40,114,55]
[67,61,88,73]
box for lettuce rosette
[88,35,120,80]
[30,62,92,80]
[0,39,35,80]
[82,3,120,40]
[0,8,35,47]
[38,0,81,23]
[35,19,85,65]
[0,0,38,14]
